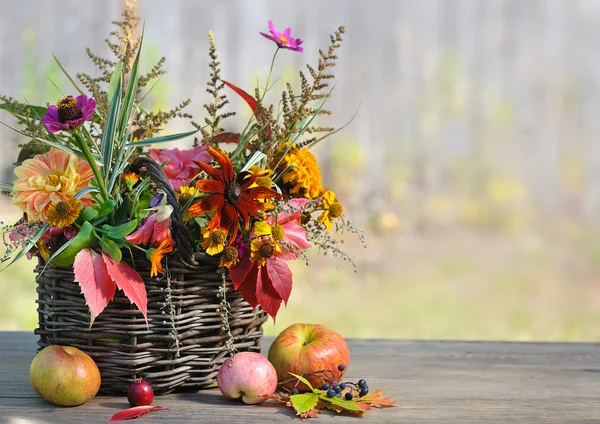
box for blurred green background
[1,0,600,341]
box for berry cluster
[322,375,369,400]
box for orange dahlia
[12,148,94,222]
[188,147,281,243]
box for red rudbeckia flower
[188,147,281,242]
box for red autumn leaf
[256,266,283,321]
[73,248,116,327]
[102,252,148,326]
[107,405,168,422]
[236,265,259,310]
[207,131,240,145]
[358,387,398,408]
[230,251,253,289]
[265,257,293,305]
[222,80,258,117]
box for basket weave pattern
[34,256,267,394]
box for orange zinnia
[188,147,281,242]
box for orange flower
[12,149,94,222]
[279,144,323,199]
[188,147,281,243]
[147,240,173,277]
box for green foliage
[289,393,319,415]
[51,222,94,267]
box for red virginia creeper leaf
[236,265,259,309]
[265,257,293,305]
[256,266,283,321]
[73,248,116,327]
[230,251,253,289]
[102,253,148,326]
[107,405,168,422]
[222,80,258,117]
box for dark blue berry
[291,388,299,395]
[339,383,347,390]
[326,389,336,398]
[360,387,369,397]
[336,392,342,398]
[345,392,354,400]
[358,379,367,389]
[321,383,331,391]
[333,385,341,393]
[338,364,346,371]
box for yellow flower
[148,240,173,277]
[201,227,227,255]
[317,189,343,231]
[219,245,239,269]
[46,198,81,228]
[37,240,50,262]
[253,221,286,244]
[12,148,94,222]
[123,172,139,188]
[279,143,323,199]
[249,165,274,188]
[250,237,278,268]
[178,186,202,222]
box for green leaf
[320,395,365,412]
[107,61,123,102]
[98,236,122,262]
[0,181,13,192]
[101,68,122,178]
[113,196,130,225]
[289,373,315,392]
[290,393,319,415]
[102,220,138,239]
[52,53,85,95]
[79,206,98,223]
[241,151,267,172]
[118,36,142,137]
[51,221,94,267]
[126,128,199,146]
[74,186,100,199]
[95,199,117,220]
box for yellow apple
[29,345,101,406]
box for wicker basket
[33,157,268,394]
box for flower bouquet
[0,6,359,394]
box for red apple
[268,323,350,391]
[217,352,278,404]
[29,345,101,406]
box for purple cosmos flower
[41,95,96,133]
[260,20,303,52]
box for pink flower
[149,146,211,191]
[42,95,96,133]
[266,204,311,260]
[125,208,174,248]
[260,20,304,52]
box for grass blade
[119,36,143,137]
[52,54,85,95]
[125,128,199,147]
[101,70,122,179]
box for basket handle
[131,157,197,266]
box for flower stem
[261,47,280,102]
[74,131,110,202]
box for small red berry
[127,379,154,407]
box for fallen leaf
[107,405,168,422]
[359,387,398,408]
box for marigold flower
[260,20,304,52]
[46,198,81,228]
[318,189,343,231]
[280,144,323,199]
[149,146,211,191]
[123,172,139,188]
[188,147,281,243]
[201,226,227,256]
[147,239,174,277]
[41,95,96,133]
[12,148,94,222]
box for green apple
[268,323,350,391]
[29,345,101,406]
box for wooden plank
[1,332,599,423]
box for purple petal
[267,20,277,35]
[47,122,65,133]
[46,105,59,119]
[282,28,291,37]
[75,94,88,111]
[260,32,278,43]
[81,97,96,119]
[65,117,87,129]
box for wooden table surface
[1,332,599,423]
